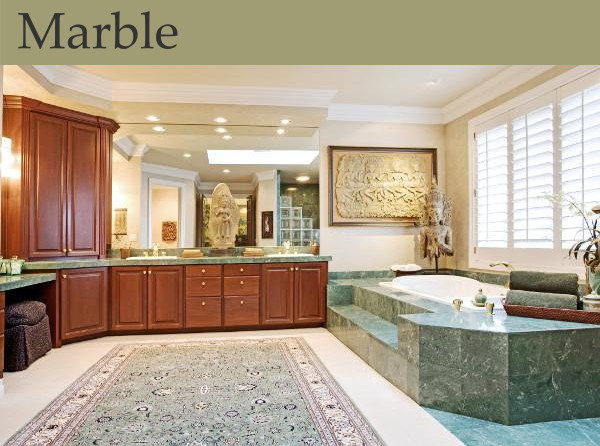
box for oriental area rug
[7,338,382,445]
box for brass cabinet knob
[240,267,244,272]
[62,249,67,253]
[201,281,206,286]
[148,270,152,275]
[289,267,294,271]
[62,274,67,279]
[143,270,147,275]
[240,300,244,305]
[295,267,299,271]
[240,280,244,285]
[201,301,206,306]
[68,248,72,252]
[201,269,206,273]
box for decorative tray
[503,300,600,325]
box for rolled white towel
[390,263,422,272]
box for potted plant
[549,194,600,294]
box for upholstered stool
[5,301,51,372]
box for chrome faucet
[489,261,513,287]
[152,243,159,257]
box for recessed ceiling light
[280,119,291,125]
[286,187,298,191]
[146,115,160,122]
[207,150,318,165]
[183,153,192,158]
[276,128,286,135]
[222,134,232,140]
[223,169,231,173]
[214,117,228,123]
[296,175,310,182]
[152,125,166,132]
[215,127,228,134]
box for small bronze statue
[419,178,453,273]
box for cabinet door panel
[224,295,259,326]
[148,266,183,329]
[111,267,147,331]
[295,263,327,323]
[67,122,100,256]
[60,268,107,340]
[261,264,294,325]
[28,112,67,258]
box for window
[470,68,600,272]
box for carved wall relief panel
[328,147,437,225]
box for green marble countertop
[23,255,332,270]
[0,273,56,291]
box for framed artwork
[261,211,274,239]
[113,208,128,235]
[162,221,177,241]
[328,146,437,226]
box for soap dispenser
[474,289,487,307]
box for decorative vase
[589,267,600,295]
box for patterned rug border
[6,337,383,446]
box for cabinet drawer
[224,264,260,276]
[186,277,222,296]
[186,297,222,328]
[223,276,260,296]
[186,265,222,278]
[224,295,259,326]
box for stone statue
[208,183,240,249]
[419,178,453,272]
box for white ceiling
[74,65,509,107]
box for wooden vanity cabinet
[185,265,222,328]
[261,262,327,325]
[111,266,184,331]
[223,264,260,326]
[59,268,108,341]
[2,96,118,260]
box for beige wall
[112,154,142,248]
[444,66,576,270]
[319,120,446,272]
[255,170,278,247]
[151,187,180,249]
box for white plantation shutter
[560,84,600,248]
[476,124,508,247]
[512,105,555,248]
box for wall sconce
[1,137,20,179]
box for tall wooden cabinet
[2,96,118,260]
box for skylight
[207,150,319,165]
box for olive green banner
[1,0,600,64]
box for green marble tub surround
[23,255,333,270]
[326,278,600,425]
[0,273,56,292]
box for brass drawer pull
[240,300,244,305]
[201,269,206,273]
[62,249,67,253]
[295,267,299,271]
[62,274,67,279]
[202,301,206,306]
[148,270,152,275]
[202,281,206,286]
[240,267,244,272]
[289,267,294,271]
[240,280,244,285]
[143,270,147,275]
[67,248,72,252]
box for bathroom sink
[125,256,179,260]
[266,253,314,257]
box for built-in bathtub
[380,275,507,311]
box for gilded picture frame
[328,146,437,226]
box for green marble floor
[427,408,600,445]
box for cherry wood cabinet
[261,262,327,325]
[0,292,4,379]
[185,265,222,328]
[2,96,118,260]
[224,295,260,326]
[60,268,108,341]
[224,264,260,326]
[111,267,147,331]
[261,263,295,325]
[148,266,184,329]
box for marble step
[327,304,398,350]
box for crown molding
[441,65,555,123]
[142,162,200,183]
[327,103,444,124]
[196,181,256,194]
[113,136,136,160]
[24,65,337,108]
[254,170,277,183]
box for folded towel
[505,290,578,310]
[509,271,579,296]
